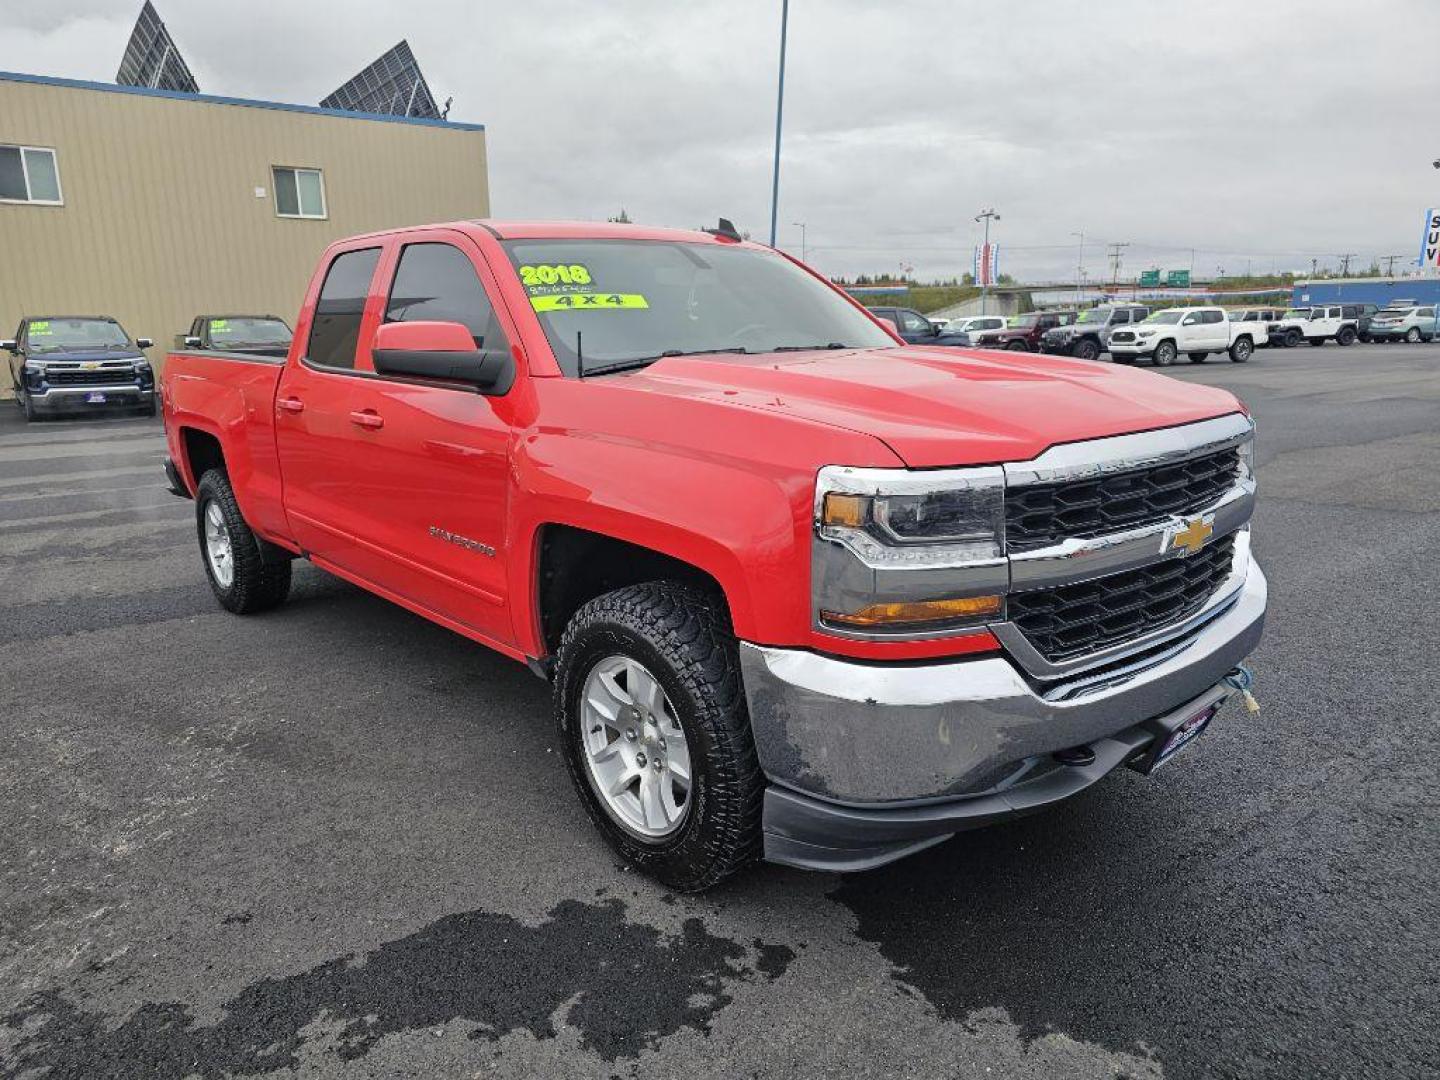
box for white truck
[1107,306,1265,366]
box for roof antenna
[576,330,584,377]
[703,217,743,242]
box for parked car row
[6,313,293,421]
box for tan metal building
[0,70,488,393]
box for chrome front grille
[1005,445,1242,553]
[1008,535,1237,663]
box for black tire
[1406,327,1422,344]
[1187,352,1208,363]
[555,582,763,892]
[1073,338,1100,361]
[1336,327,1357,346]
[1230,337,1253,363]
[1006,340,1029,351]
[21,390,40,422]
[1308,338,1325,348]
[1153,340,1177,366]
[140,397,158,417]
[1285,329,1303,348]
[194,469,292,614]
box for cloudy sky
[6,0,1438,282]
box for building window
[0,145,63,205]
[272,166,326,219]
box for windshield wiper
[580,347,748,379]
[771,342,848,351]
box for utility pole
[1381,253,1406,276]
[1072,231,1085,305]
[1310,257,1320,278]
[767,0,789,248]
[1336,253,1356,278]
[1107,241,1130,286]
[792,221,807,263]
[975,208,1000,315]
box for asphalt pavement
[2,342,1437,1079]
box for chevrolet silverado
[161,220,1266,889]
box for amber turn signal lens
[821,594,1003,629]
[821,492,870,528]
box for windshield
[208,317,292,346]
[501,239,895,375]
[1283,308,1312,319]
[26,318,131,353]
[1143,311,1183,325]
[1076,308,1112,324]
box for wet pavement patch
[2,898,795,1077]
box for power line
[1380,254,1408,276]
[1107,242,1129,285]
[1336,253,1357,277]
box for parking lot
[1,342,1437,1080]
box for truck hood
[27,349,145,364]
[614,346,1243,468]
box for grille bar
[1008,535,1236,663]
[45,370,138,387]
[1005,445,1241,552]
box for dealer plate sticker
[1153,705,1217,770]
[85,392,107,404]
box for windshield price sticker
[29,321,52,336]
[519,263,594,296]
[210,319,230,332]
[531,293,649,312]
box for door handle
[277,397,305,414]
[349,409,384,430]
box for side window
[1203,310,1224,324]
[384,242,510,354]
[1112,310,1130,325]
[307,247,381,370]
[1418,308,1436,318]
[1340,305,1357,318]
[898,310,930,333]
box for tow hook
[1224,664,1260,714]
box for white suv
[1367,305,1437,344]
[1268,305,1363,348]
[1107,306,1264,366]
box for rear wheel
[1229,337,1253,363]
[194,470,292,614]
[1406,327,1422,343]
[555,582,763,892]
[1153,341,1177,366]
[1336,327,1357,346]
[1073,338,1100,361]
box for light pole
[768,0,790,248]
[975,208,1000,315]
[1072,231,1085,305]
[792,221,807,263]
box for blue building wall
[1291,277,1440,307]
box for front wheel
[555,582,763,892]
[1006,340,1030,351]
[1286,329,1303,348]
[1073,338,1100,361]
[1336,327,1357,346]
[1230,337,1253,363]
[1153,341,1177,366]
[194,470,292,614]
[21,390,40,422]
[1406,327,1422,343]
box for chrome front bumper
[741,550,1266,870]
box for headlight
[1136,328,1158,337]
[813,465,1006,636]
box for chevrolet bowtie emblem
[1167,517,1213,556]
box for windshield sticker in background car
[519,264,593,292]
[531,293,649,312]
[29,321,52,336]
[210,320,231,334]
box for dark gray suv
[1040,304,1150,360]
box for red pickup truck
[161,220,1266,889]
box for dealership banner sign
[974,242,1000,285]
[1420,208,1440,268]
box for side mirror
[0,339,16,353]
[183,335,202,348]
[371,320,514,395]
[1181,316,1199,326]
[136,337,154,349]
